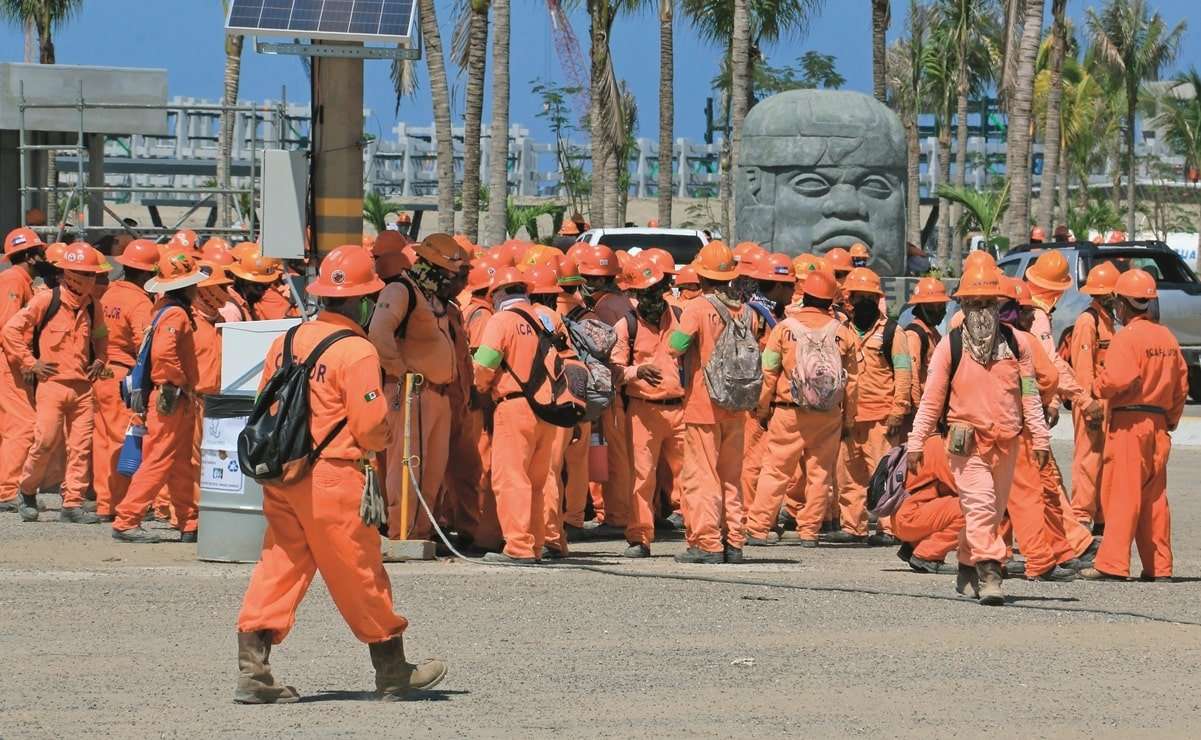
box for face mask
[1017,307,1036,332]
[33,261,57,281]
[197,286,227,316]
[61,271,95,298]
[919,305,947,327]
[679,287,700,301]
[240,281,267,304]
[636,289,668,324]
[998,301,1020,326]
[357,297,377,328]
[851,296,879,330]
[962,302,1000,365]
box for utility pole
[311,41,364,257]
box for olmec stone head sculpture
[735,89,907,276]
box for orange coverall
[739,305,774,510]
[462,297,502,551]
[182,305,224,521]
[3,285,105,509]
[745,306,858,542]
[473,298,564,560]
[0,266,36,505]
[112,302,200,533]
[668,296,748,555]
[893,435,963,562]
[1068,303,1114,525]
[439,300,485,544]
[256,281,300,320]
[93,280,152,517]
[837,315,911,536]
[556,292,592,529]
[590,290,636,527]
[1090,314,1187,579]
[610,306,686,549]
[368,278,456,540]
[237,312,407,644]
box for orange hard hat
[307,245,384,298]
[963,250,997,272]
[1114,268,1157,301]
[1025,250,1072,291]
[361,234,376,252]
[4,226,44,260]
[231,242,260,262]
[843,267,883,296]
[486,245,517,269]
[624,256,666,291]
[1030,226,1047,242]
[556,256,584,285]
[558,220,581,237]
[373,230,414,279]
[1052,225,1072,241]
[694,241,738,281]
[792,253,819,274]
[801,268,838,301]
[414,233,467,273]
[466,260,497,294]
[755,252,796,283]
[954,266,1004,299]
[578,244,621,277]
[198,260,234,288]
[56,243,111,274]
[169,229,199,254]
[499,240,528,265]
[489,266,526,294]
[229,253,283,284]
[675,265,700,287]
[202,236,230,251]
[733,241,765,263]
[525,263,563,295]
[825,247,853,274]
[146,250,205,293]
[200,240,235,266]
[1081,262,1120,296]
[453,233,478,253]
[396,213,412,225]
[1012,279,1034,308]
[849,242,871,264]
[564,241,590,263]
[647,219,660,228]
[44,242,67,265]
[908,277,949,305]
[641,248,678,276]
[736,248,763,277]
[998,276,1021,302]
[117,239,162,272]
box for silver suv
[576,227,711,266]
[998,240,1201,400]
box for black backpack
[503,307,587,428]
[238,324,356,484]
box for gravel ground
[2,441,1200,739]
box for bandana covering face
[196,286,227,318]
[963,302,1000,366]
[636,287,668,325]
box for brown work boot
[976,560,1005,606]
[234,631,300,704]
[955,564,979,598]
[369,636,448,701]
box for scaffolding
[17,81,298,244]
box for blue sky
[0,0,1196,145]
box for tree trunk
[1058,156,1070,228]
[1125,89,1137,237]
[656,0,674,227]
[999,0,1022,113]
[420,0,457,235]
[871,0,889,102]
[952,60,969,268]
[937,128,952,266]
[461,5,489,243]
[485,0,511,243]
[905,120,922,250]
[1003,0,1044,245]
[1194,194,1200,273]
[604,143,620,227]
[727,0,750,241]
[589,5,607,227]
[219,34,244,228]
[1037,0,1066,235]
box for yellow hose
[400,372,423,540]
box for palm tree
[922,26,956,263]
[1087,0,1186,237]
[937,180,1010,251]
[886,0,930,250]
[453,0,490,242]
[871,0,890,102]
[0,0,81,63]
[1035,0,1067,234]
[484,0,512,244]
[1002,0,1044,245]
[656,0,674,227]
[216,0,243,228]
[726,0,750,237]
[414,0,456,235]
[1151,68,1201,265]
[588,0,641,229]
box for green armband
[473,345,502,370]
[668,330,693,353]
[1020,377,1037,396]
[762,350,781,371]
[891,354,911,370]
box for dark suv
[998,240,1201,399]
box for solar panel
[226,0,417,42]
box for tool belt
[630,396,683,407]
[1112,404,1167,416]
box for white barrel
[197,394,264,563]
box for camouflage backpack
[701,296,763,411]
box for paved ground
[2,441,1201,738]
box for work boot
[1138,573,1173,583]
[1078,567,1126,581]
[673,547,723,564]
[723,545,745,564]
[583,519,625,539]
[234,631,300,704]
[17,494,39,522]
[98,514,115,523]
[744,532,780,547]
[539,546,565,561]
[180,530,198,544]
[1027,566,1078,582]
[666,512,685,531]
[1003,559,1027,577]
[976,560,1004,606]
[112,526,163,544]
[896,542,915,562]
[823,530,866,545]
[59,507,100,524]
[796,538,819,548]
[369,636,447,701]
[867,532,899,547]
[622,543,651,559]
[0,498,17,513]
[81,499,98,513]
[776,510,797,532]
[909,556,951,575]
[482,551,537,565]
[1079,537,1102,564]
[955,564,979,598]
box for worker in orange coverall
[894,434,964,574]
[3,242,108,524]
[555,256,596,537]
[1081,269,1187,582]
[472,267,564,564]
[667,241,750,565]
[236,244,446,704]
[368,233,463,541]
[831,267,911,545]
[743,268,858,548]
[0,227,50,514]
[92,239,156,521]
[111,252,205,543]
[609,256,685,558]
[1067,262,1120,527]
